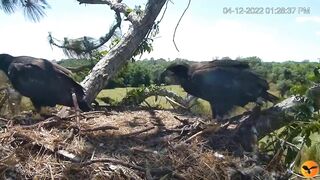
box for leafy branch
[48,12,122,58]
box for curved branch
[49,12,121,57]
[173,0,191,52]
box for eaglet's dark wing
[187,61,269,105]
[233,69,270,105]
[191,60,249,74]
[7,58,84,107]
[187,66,240,101]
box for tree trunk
[80,0,167,103]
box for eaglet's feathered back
[0,54,91,112]
[162,59,278,120]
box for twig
[82,125,119,132]
[81,111,108,116]
[63,110,106,120]
[174,116,189,125]
[80,157,184,178]
[184,130,204,143]
[48,164,54,180]
[172,0,191,51]
[165,128,192,133]
[184,123,225,143]
[165,96,187,109]
[122,126,155,137]
[57,150,81,163]
[130,147,159,155]
[277,138,300,151]
[81,158,145,171]
[157,0,169,23]
[19,116,61,130]
[0,117,10,123]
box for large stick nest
[0,108,286,179]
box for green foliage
[277,80,292,97]
[125,8,132,16]
[58,58,92,67]
[120,85,161,106]
[58,56,173,87]
[57,56,319,98]
[132,39,153,60]
[96,85,190,109]
[260,96,320,167]
[57,58,98,82]
[301,142,320,165]
[132,22,160,61]
[107,58,171,88]
[290,84,308,96]
[107,62,151,88]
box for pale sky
[0,0,319,62]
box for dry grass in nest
[0,108,253,179]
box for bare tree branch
[77,0,138,24]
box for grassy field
[97,85,212,117]
[15,85,212,116]
[16,83,279,117]
[96,84,281,118]
[97,85,188,102]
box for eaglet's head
[163,63,189,79]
